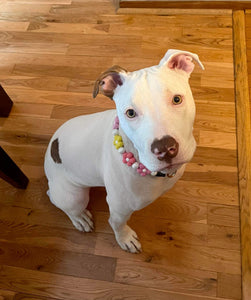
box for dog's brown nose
[151,136,179,162]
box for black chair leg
[0,147,29,189]
[0,84,13,117]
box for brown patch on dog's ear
[93,65,127,99]
[51,138,62,164]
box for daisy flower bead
[123,152,136,166]
[113,135,124,150]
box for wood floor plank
[199,130,236,150]
[208,224,240,250]
[0,3,52,14]
[109,22,183,36]
[27,22,110,34]
[102,14,233,28]
[129,214,209,247]
[0,177,46,208]
[217,273,242,300]
[0,144,47,166]
[8,0,72,4]
[0,42,68,55]
[115,259,217,297]
[95,233,241,275]
[0,265,235,300]
[0,215,96,255]
[182,170,238,186]
[67,35,143,57]
[193,87,235,102]
[0,130,50,147]
[186,163,237,175]
[182,27,233,39]
[117,7,233,16]
[12,63,112,81]
[3,87,111,107]
[208,204,240,227]
[7,103,53,118]
[20,165,45,179]
[0,289,60,300]
[50,105,112,119]
[162,179,239,206]
[0,21,29,31]
[192,146,237,167]
[0,240,116,282]
[0,203,74,229]
[134,196,207,223]
[2,116,64,136]
[0,289,16,300]
[0,32,119,46]
[0,53,113,69]
[195,101,236,133]
[0,74,70,92]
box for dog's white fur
[44,49,204,253]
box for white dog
[44,49,204,253]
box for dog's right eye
[126,109,137,118]
[172,95,183,105]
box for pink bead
[113,116,120,130]
[137,163,151,176]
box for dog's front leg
[108,208,141,253]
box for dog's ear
[159,49,204,76]
[93,65,127,99]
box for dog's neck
[119,126,140,161]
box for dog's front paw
[116,225,142,254]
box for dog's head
[93,49,204,173]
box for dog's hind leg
[47,178,94,232]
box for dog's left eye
[126,109,137,118]
[172,95,183,105]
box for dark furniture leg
[0,84,13,117]
[0,147,29,189]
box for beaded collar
[112,116,177,178]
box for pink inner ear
[101,75,117,92]
[168,54,195,74]
[101,73,123,95]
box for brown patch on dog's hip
[51,138,62,164]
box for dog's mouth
[157,162,186,173]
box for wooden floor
[0,1,247,299]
